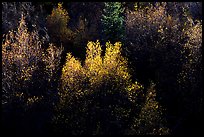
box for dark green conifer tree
[101,2,125,43]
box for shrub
[130,82,170,135]
[125,2,191,82]
[52,40,168,135]
[2,14,44,101]
[47,3,75,44]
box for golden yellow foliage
[2,14,45,110]
[60,40,143,108]
[61,53,85,93]
[104,41,130,81]
[57,40,144,134]
[2,14,43,85]
[85,40,103,86]
[47,2,75,43]
[61,40,137,94]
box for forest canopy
[1,2,202,136]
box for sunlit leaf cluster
[60,40,139,96]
